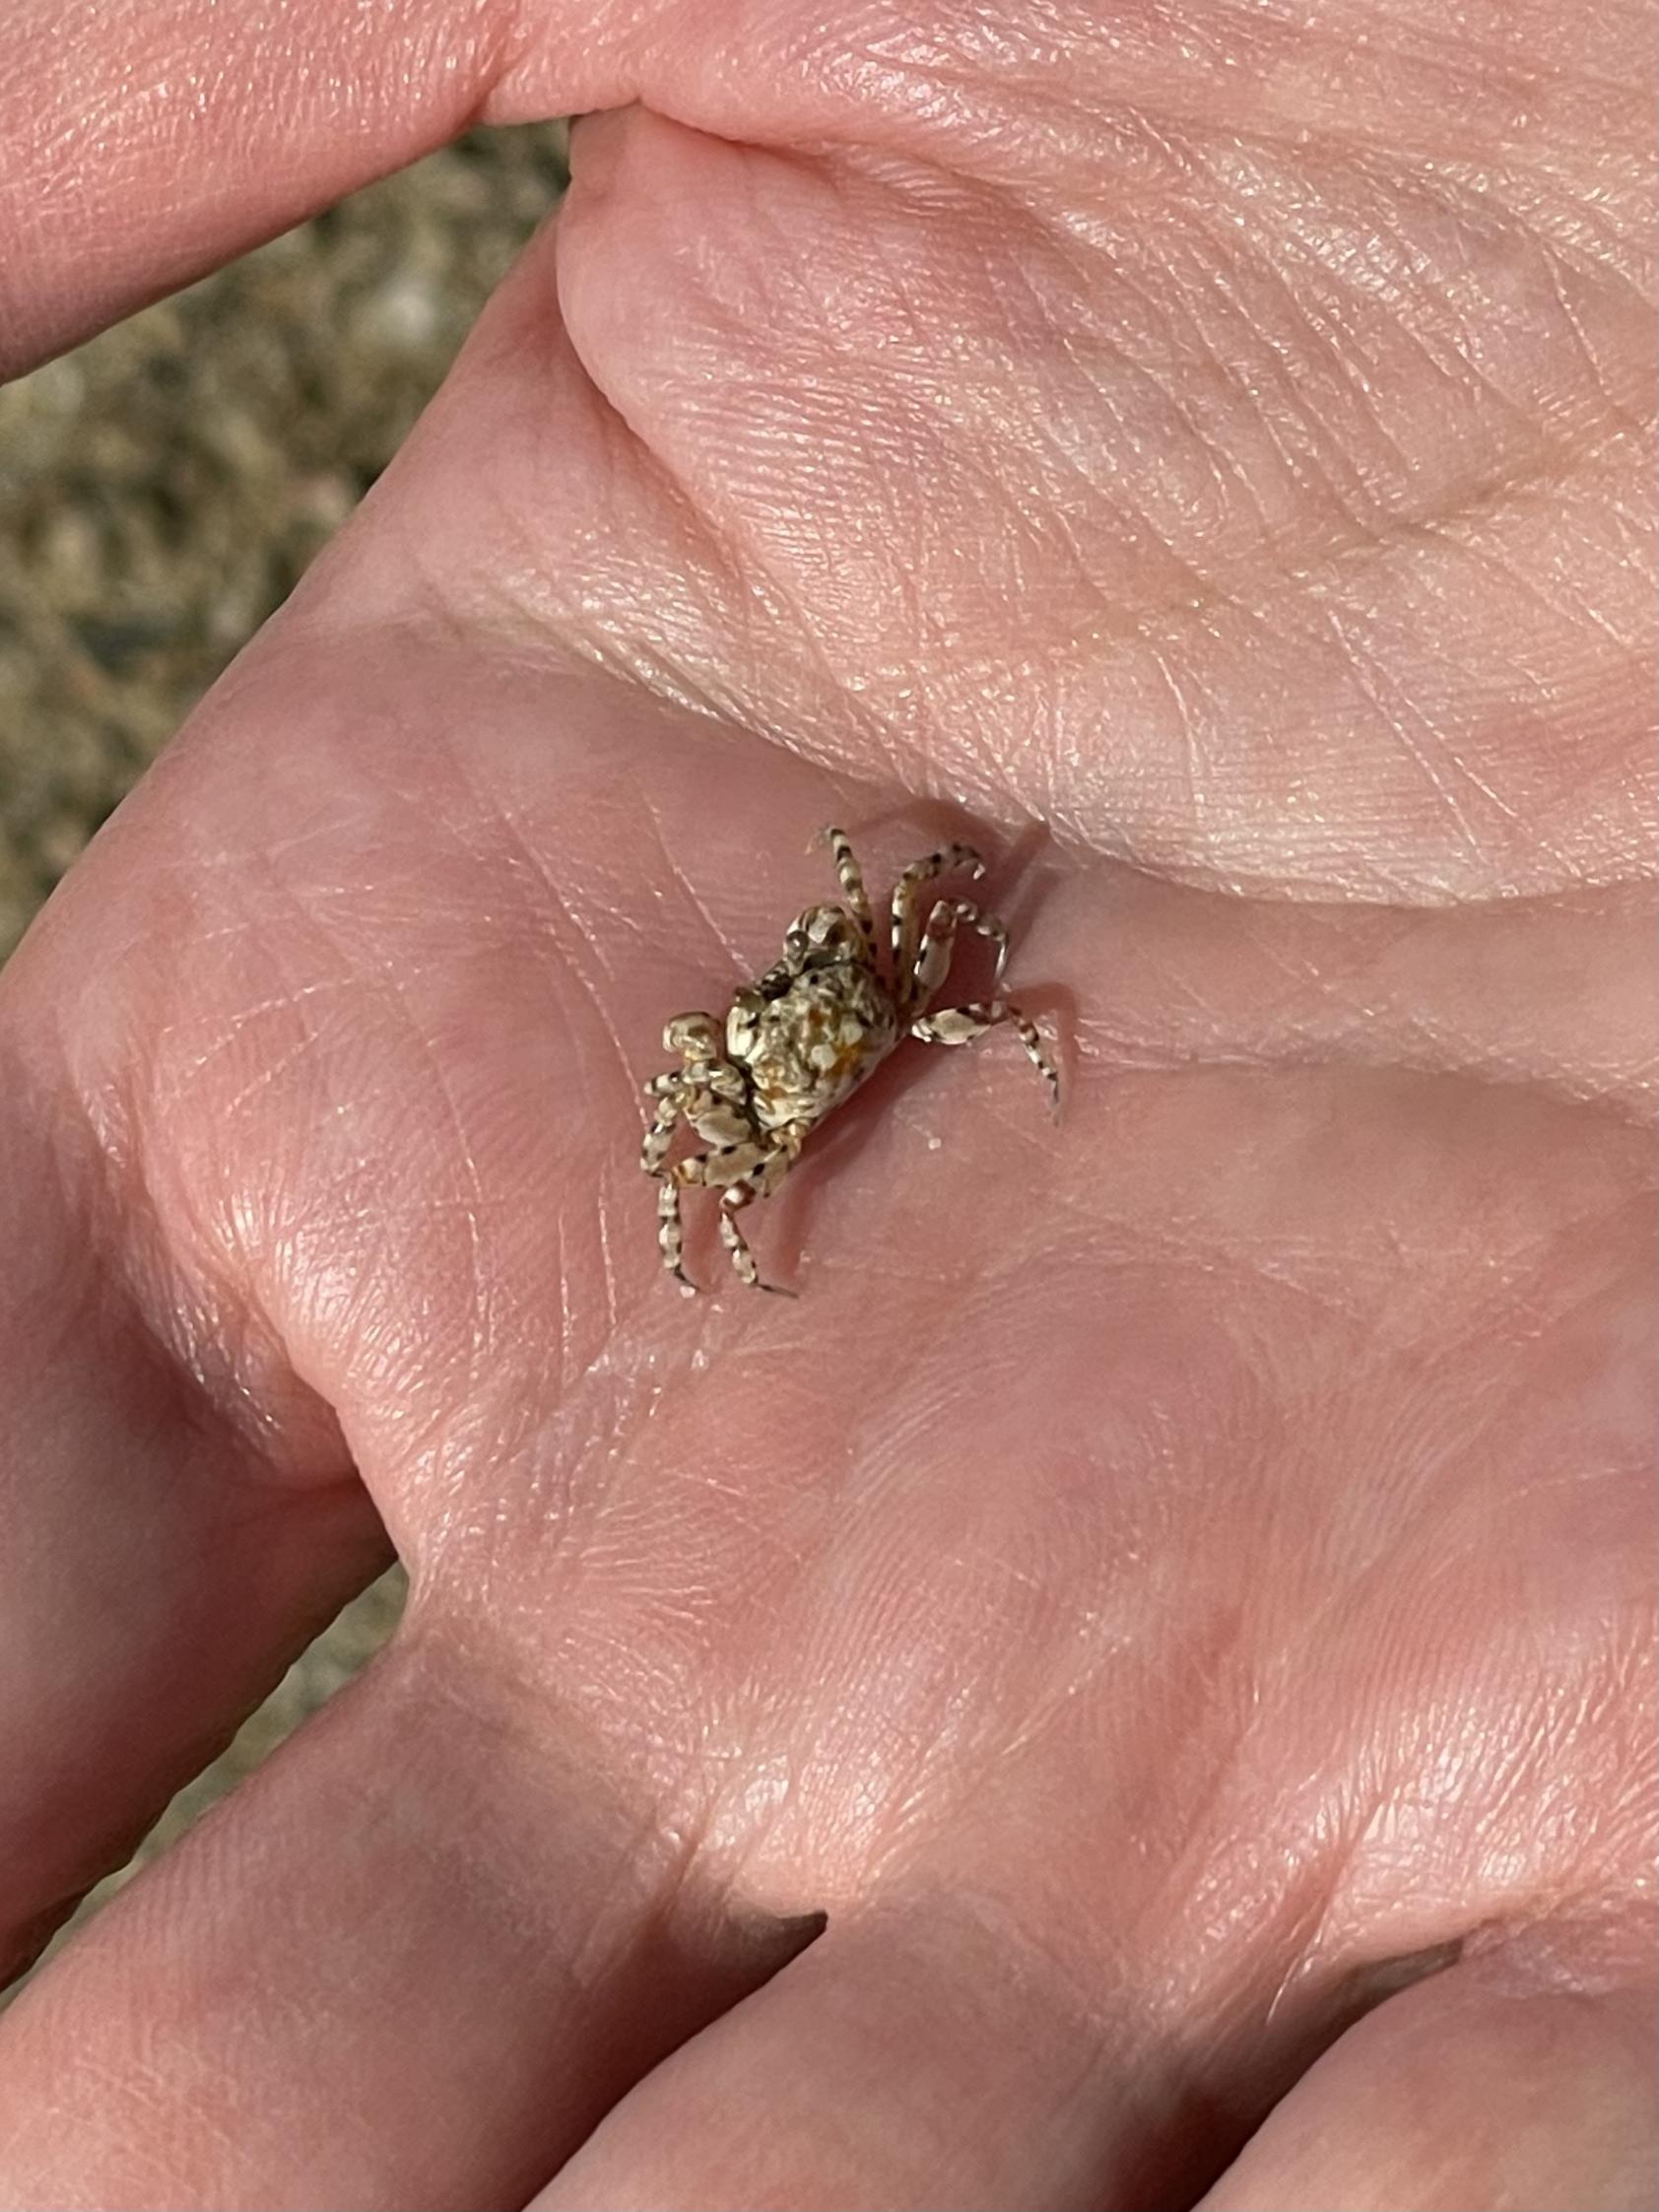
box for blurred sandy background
[0,123,567,1971]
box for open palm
[1,3,1652,2206]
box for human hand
[1,4,1653,2207]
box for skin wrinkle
[715,439,942,771]
[49,1013,332,1483]
[161,976,359,1100]
[1308,604,1503,867]
[448,735,644,1112]
[1251,154,1600,430]
[391,988,495,1390]
[1179,300,1376,543]
[553,189,805,638]
[212,944,477,1469]
[1183,200,1457,502]
[1437,474,1654,660]
[645,801,752,977]
[1111,191,1634,565]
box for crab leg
[713,1132,803,1295]
[910,897,1010,1008]
[655,1176,697,1294]
[639,1086,686,1177]
[910,998,1060,1116]
[718,1178,796,1297]
[814,826,878,965]
[892,842,986,1011]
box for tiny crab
[640,827,1058,1294]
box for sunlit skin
[0,4,1652,2208]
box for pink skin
[0,3,1653,2207]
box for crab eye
[664,1013,721,1057]
[795,905,855,961]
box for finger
[534,1915,1659,2212]
[1197,1942,1657,2212]
[2,0,614,377]
[0,1023,388,1980]
[532,1902,1160,2212]
[0,1629,819,2210]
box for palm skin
[0,2,1652,2207]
